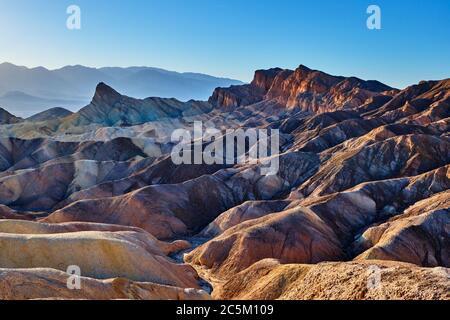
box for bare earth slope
[0,65,448,300]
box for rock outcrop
[355,191,449,267]
[214,259,449,300]
[0,107,22,124]
[209,68,285,109]
[60,83,213,129]
[26,107,73,122]
[0,268,210,300]
[0,220,199,288]
[200,200,289,237]
[186,207,344,278]
[210,65,395,113]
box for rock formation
[0,107,22,124]
[26,107,73,122]
[0,65,448,300]
[213,259,449,300]
[0,268,210,300]
[209,65,395,113]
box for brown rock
[0,221,199,288]
[356,191,450,267]
[186,207,343,279]
[0,268,210,300]
[214,259,449,300]
[201,200,289,237]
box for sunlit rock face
[213,259,450,300]
[0,220,198,286]
[210,65,395,113]
[0,66,448,300]
[0,268,211,300]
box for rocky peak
[208,68,285,109]
[92,82,122,105]
[251,68,284,91]
[291,64,320,81]
[297,64,312,72]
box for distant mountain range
[0,62,243,117]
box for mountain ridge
[0,62,243,117]
[209,64,397,113]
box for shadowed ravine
[169,236,214,294]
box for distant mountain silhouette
[0,91,83,118]
[0,62,243,117]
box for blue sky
[0,0,448,88]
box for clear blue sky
[0,0,448,88]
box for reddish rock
[186,207,343,279]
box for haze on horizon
[0,0,449,89]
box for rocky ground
[0,65,448,300]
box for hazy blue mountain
[0,91,84,118]
[0,62,243,117]
[0,63,75,99]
